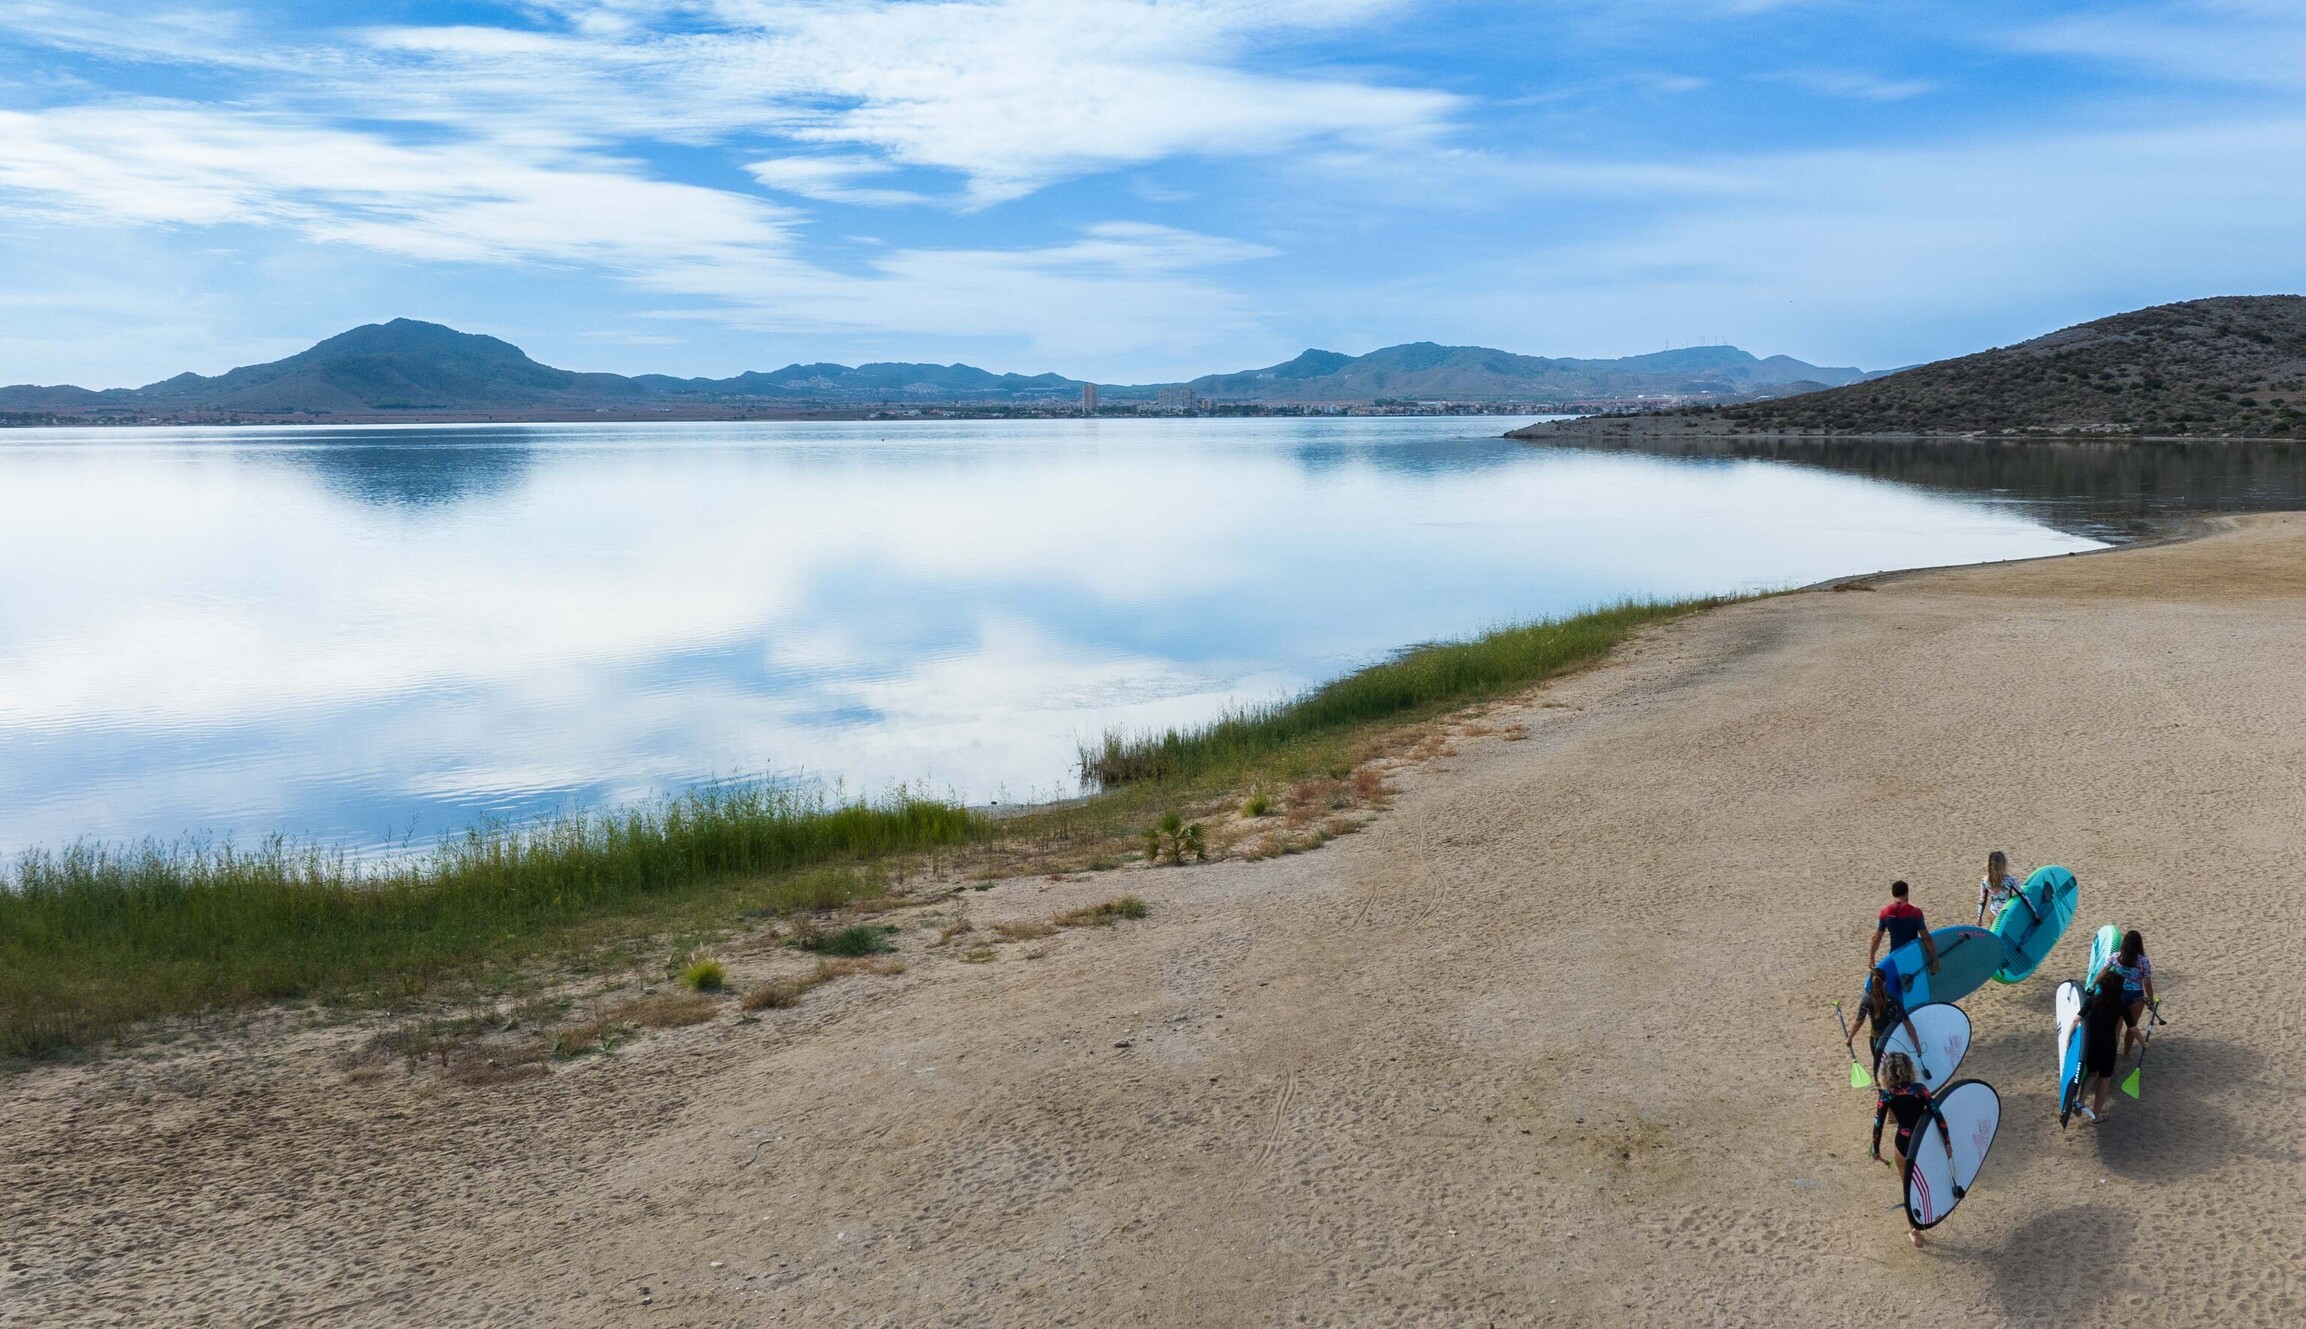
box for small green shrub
[680,958,727,992]
[1242,791,1272,818]
[798,924,896,957]
[1142,815,1206,865]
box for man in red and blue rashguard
[1867,879,1940,973]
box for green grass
[1079,599,1722,789]
[0,784,984,1060]
[2,596,1731,1062]
[797,924,898,957]
[679,957,727,992]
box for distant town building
[1154,385,1197,411]
[1080,383,1098,415]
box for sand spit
[8,516,2306,1326]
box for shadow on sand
[1984,1203,2135,1322]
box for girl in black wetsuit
[2077,978,2124,1122]
[1872,1052,1951,1247]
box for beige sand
[9,515,2306,1327]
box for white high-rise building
[1080,383,1098,415]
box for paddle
[1833,1001,1874,1089]
[2120,999,2166,1099]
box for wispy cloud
[747,156,934,207]
[0,104,801,269]
[2002,2,2306,88]
[1762,69,1935,101]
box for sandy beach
[8,513,2305,1327]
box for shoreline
[9,513,2306,1322]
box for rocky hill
[1184,342,1870,403]
[1513,297,2306,441]
[0,320,1086,420]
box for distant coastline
[4,401,1566,430]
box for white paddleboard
[2056,980,2085,1126]
[1904,1080,2000,1230]
[1875,1002,1971,1093]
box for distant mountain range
[0,319,1877,422]
[1177,342,1873,402]
[1513,296,2306,441]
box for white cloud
[0,105,801,272]
[747,155,933,206]
[2003,2,2306,89]
[331,2,1457,204]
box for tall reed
[1079,598,1720,788]
[0,784,983,1059]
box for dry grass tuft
[1500,722,1531,741]
[960,946,997,964]
[992,919,1059,942]
[1052,896,1149,928]
[739,981,803,1011]
[813,957,906,979]
[446,1041,549,1086]
[616,992,718,1029]
[548,1015,627,1058]
[737,955,905,1011]
[932,919,974,947]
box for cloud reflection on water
[0,418,2099,856]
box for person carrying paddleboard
[2093,929,2158,1060]
[1975,850,2021,926]
[1848,967,1924,1067]
[2076,978,2124,1122]
[1868,880,1940,974]
[1870,1052,1953,1248]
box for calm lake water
[0,417,2129,858]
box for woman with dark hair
[1975,850,2021,925]
[2076,978,2125,1122]
[2094,930,2158,1059]
[1847,966,1923,1068]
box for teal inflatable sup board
[1875,1002,1970,1093]
[1880,926,2007,1007]
[2056,980,2086,1127]
[2086,923,2121,993]
[1904,1079,2000,1230]
[1991,865,2079,983]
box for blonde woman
[1976,850,2021,926]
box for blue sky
[4,1,2303,387]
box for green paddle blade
[1850,1062,1874,1089]
[2120,1067,2142,1099]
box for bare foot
[1909,1229,1925,1249]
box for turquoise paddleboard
[2056,980,2086,1126]
[2086,923,2121,993]
[1880,925,2008,1007]
[1991,865,2079,983]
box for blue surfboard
[1879,925,2008,1007]
[2056,980,2086,1126]
[1992,865,2079,983]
